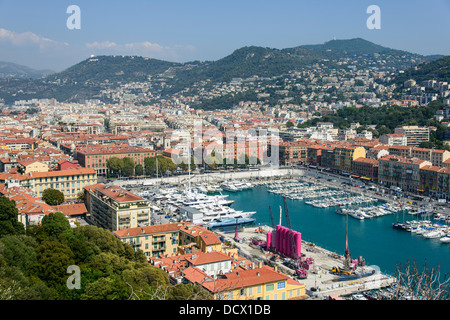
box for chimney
[258,261,262,268]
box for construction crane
[269,205,275,229]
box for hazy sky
[0,0,449,71]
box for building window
[277,281,286,290]
[266,284,274,292]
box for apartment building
[352,157,379,181]
[379,133,407,146]
[388,145,412,158]
[378,155,431,193]
[320,146,336,170]
[410,147,450,167]
[333,146,366,173]
[0,138,38,151]
[0,167,97,199]
[394,126,430,146]
[151,251,307,300]
[279,141,308,166]
[84,183,151,231]
[16,160,49,174]
[199,265,306,300]
[113,222,223,258]
[419,166,450,201]
[75,144,156,175]
[306,145,322,166]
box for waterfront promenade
[112,167,449,218]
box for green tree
[0,235,37,275]
[80,276,129,300]
[135,164,144,176]
[121,157,135,177]
[77,191,85,201]
[34,240,75,288]
[0,197,25,237]
[106,157,123,177]
[41,212,71,239]
[73,225,135,260]
[42,188,65,206]
[144,156,177,176]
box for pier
[216,226,397,299]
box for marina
[124,168,449,298]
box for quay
[114,167,448,299]
[216,226,397,300]
[113,167,450,219]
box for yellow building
[191,263,307,300]
[17,160,49,174]
[149,245,308,300]
[0,167,97,200]
[113,222,223,258]
[334,146,366,173]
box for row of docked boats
[393,218,450,243]
[220,180,254,192]
[263,178,401,220]
[408,220,450,243]
[306,195,378,209]
[336,204,397,220]
[142,186,256,227]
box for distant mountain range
[0,61,54,79]
[0,38,446,104]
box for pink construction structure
[266,225,301,259]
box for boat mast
[188,138,191,192]
[156,155,159,188]
[344,212,351,271]
[279,205,282,226]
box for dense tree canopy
[0,216,212,300]
[144,156,177,176]
[42,189,65,206]
[0,197,25,237]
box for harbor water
[223,185,450,278]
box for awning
[360,176,372,180]
[350,174,360,178]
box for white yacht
[183,203,256,225]
[221,182,239,192]
[440,235,450,243]
[348,210,365,220]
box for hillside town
[0,59,450,301]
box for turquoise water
[224,185,450,278]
